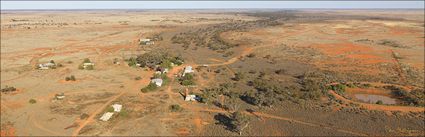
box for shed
[151,78,163,87]
[182,66,194,76]
[111,104,122,112]
[139,38,151,42]
[100,112,114,121]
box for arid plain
[1,10,424,136]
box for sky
[1,1,424,10]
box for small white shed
[100,112,114,121]
[111,104,122,112]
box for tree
[29,99,37,104]
[83,58,91,63]
[230,111,251,135]
[225,93,240,111]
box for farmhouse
[182,66,194,76]
[151,78,163,87]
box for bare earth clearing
[1,9,424,136]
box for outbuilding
[151,78,163,87]
[100,112,114,121]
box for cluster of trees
[1,86,17,93]
[130,50,183,69]
[179,73,195,86]
[198,83,234,104]
[171,23,242,52]
[242,79,286,107]
[215,111,251,135]
[389,86,425,107]
[328,83,346,95]
[65,75,76,81]
[298,72,331,100]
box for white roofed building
[182,66,194,76]
[151,78,163,87]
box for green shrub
[179,73,195,86]
[135,76,142,80]
[29,99,37,104]
[119,109,129,118]
[376,100,383,105]
[70,75,76,81]
[141,83,158,93]
[127,57,137,67]
[223,51,234,57]
[169,104,183,112]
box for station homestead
[1,9,424,136]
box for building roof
[183,66,194,76]
[185,95,197,101]
[100,112,114,121]
[112,104,122,112]
[140,38,151,42]
[83,62,94,66]
[151,78,163,87]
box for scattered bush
[118,109,129,118]
[329,84,346,95]
[126,57,138,67]
[135,76,142,80]
[29,99,37,104]
[376,100,383,105]
[223,51,234,57]
[65,75,76,81]
[233,72,245,81]
[141,83,158,93]
[169,104,183,112]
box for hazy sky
[1,1,424,10]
